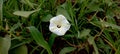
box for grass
[0,0,120,54]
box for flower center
[57,25,61,28]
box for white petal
[56,15,66,20]
[58,28,67,36]
[52,28,67,36]
[62,24,71,31]
[50,17,58,24]
[50,17,61,25]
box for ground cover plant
[0,0,120,54]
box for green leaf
[10,45,28,54]
[27,26,52,54]
[41,14,53,22]
[22,0,34,9]
[59,47,76,54]
[78,29,91,38]
[91,19,120,30]
[57,7,71,21]
[104,0,112,6]
[10,22,21,32]
[64,34,75,38]
[90,19,102,28]
[48,33,57,48]
[0,36,11,54]
[10,38,31,50]
[115,46,120,54]
[88,36,99,54]
[103,22,120,30]
[88,36,94,45]
[13,9,40,18]
[106,15,116,24]
[103,30,114,44]
[86,2,103,13]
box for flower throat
[57,25,61,28]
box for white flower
[49,15,71,36]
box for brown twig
[102,37,117,51]
[61,38,87,49]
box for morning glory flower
[49,15,71,36]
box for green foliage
[57,5,71,21]
[78,29,91,39]
[41,14,53,22]
[10,45,28,54]
[115,46,120,54]
[27,26,52,54]
[59,47,76,54]
[13,9,40,18]
[0,36,11,54]
[48,33,57,48]
[88,36,99,54]
[0,0,3,27]
[1,0,120,54]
